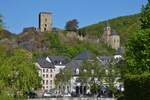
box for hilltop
[80,14,141,45]
[0,14,141,59]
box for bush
[124,73,150,100]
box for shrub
[124,73,150,100]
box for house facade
[35,56,68,91]
[35,57,55,91]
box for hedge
[124,73,150,100]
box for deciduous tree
[65,19,79,32]
[0,45,41,98]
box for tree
[65,19,79,32]
[0,45,41,98]
[0,15,3,31]
[140,0,150,29]
[126,0,150,74]
[55,67,72,94]
[126,29,150,74]
[78,59,106,94]
[78,58,122,95]
[124,1,150,100]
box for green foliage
[126,29,150,74]
[78,59,105,94]
[105,64,121,91]
[44,32,114,58]
[81,14,140,45]
[90,82,100,94]
[140,0,150,29]
[45,32,61,48]
[0,45,41,98]
[0,15,3,31]
[55,67,72,87]
[0,91,14,100]
[124,73,150,100]
[124,2,150,100]
[126,1,150,74]
[79,58,122,95]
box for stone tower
[103,22,120,50]
[104,22,111,43]
[109,31,120,50]
[39,12,52,32]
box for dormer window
[76,68,79,75]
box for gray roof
[48,56,69,65]
[115,47,125,55]
[111,31,118,36]
[66,60,83,75]
[66,50,94,75]
[73,50,93,60]
[37,57,55,68]
[97,56,112,66]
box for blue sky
[0,0,147,34]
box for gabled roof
[97,56,112,66]
[66,60,83,75]
[37,57,55,68]
[66,60,82,69]
[73,50,93,60]
[48,56,69,65]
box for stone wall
[28,97,116,100]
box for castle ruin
[39,12,52,32]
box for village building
[35,56,68,91]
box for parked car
[63,93,71,97]
[27,91,38,98]
[43,91,56,97]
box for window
[43,80,45,84]
[50,80,52,84]
[45,18,47,22]
[43,69,45,73]
[76,68,79,75]
[50,74,52,78]
[117,39,119,42]
[45,24,47,27]
[43,74,45,78]
[50,69,53,72]
[46,74,48,78]
[46,69,48,72]
[46,80,48,85]
[44,28,47,31]
[43,86,45,90]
